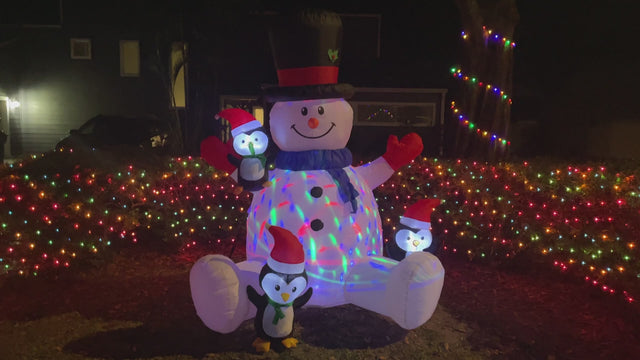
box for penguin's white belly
[262,304,294,338]
[240,158,265,181]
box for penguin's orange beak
[412,240,420,247]
[281,293,290,302]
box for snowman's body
[190,97,445,334]
[247,159,390,306]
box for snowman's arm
[354,156,395,190]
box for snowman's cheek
[269,121,293,149]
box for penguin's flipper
[281,337,299,348]
[293,287,313,309]
[247,285,264,308]
[252,337,271,353]
[227,153,242,167]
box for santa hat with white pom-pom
[266,225,305,274]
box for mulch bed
[1,248,639,359]
[439,253,640,359]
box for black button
[310,186,323,198]
[310,219,324,231]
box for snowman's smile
[291,122,336,139]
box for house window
[171,42,187,107]
[120,40,140,77]
[70,38,91,59]
[351,101,436,127]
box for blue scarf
[275,149,359,213]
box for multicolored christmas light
[450,67,513,104]
[450,101,511,146]
[461,26,517,48]
[376,158,639,305]
[451,25,515,149]
[1,153,638,307]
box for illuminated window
[70,38,91,59]
[119,40,140,77]
[171,42,187,107]
[252,107,264,124]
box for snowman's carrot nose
[308,117,319,129]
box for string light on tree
[450,101,510,146]
[460,26,517,48]
[450,67,513,104]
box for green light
[309,238,317,262]
[295,205,305,221]
[328,233,338,247]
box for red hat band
[277,66,339,87]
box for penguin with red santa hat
[247,225,313,353]
[387,198,443,261]
[205,108,271,193]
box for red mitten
[200,136,237,174]
[382,133,424,171]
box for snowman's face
[395,228,432,253]
[269,98,353,151]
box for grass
[0,250,490,360]
[2,248,639,359]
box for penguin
[247,225,312,353]
[387,198,442,261]
[216,108,271,193]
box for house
[0,0,183,157]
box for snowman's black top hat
[262,9,354,103]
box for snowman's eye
[254,138,259,142]
[301,107,308,116]
[242,140,245,143]
[318,106,324,115]
[275,284,280,291]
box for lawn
[1,150,639,359]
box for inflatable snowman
[192,9,444,334]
